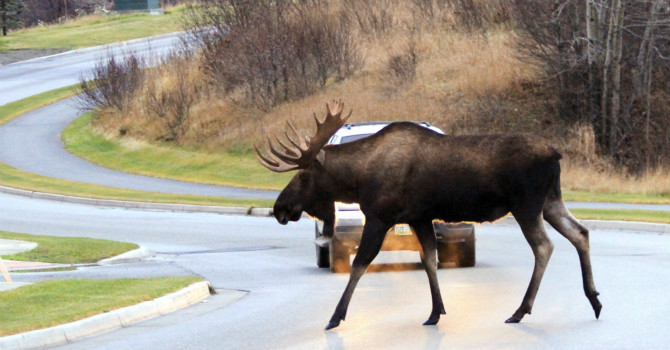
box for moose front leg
[326,218,389,330]
[412,220,446,326]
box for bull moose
[256,100,602,330]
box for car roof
[329,121,443,144]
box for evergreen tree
[1,0,23,36]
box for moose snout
[275,211,290,225]
[273,203,302,225]
[274,209,303,225]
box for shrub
[144,50,202,143]
[183,0,359,111]
[78,51,146,115]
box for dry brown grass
[91,1,539,150]
[92,26,542,149]
[251,29,542,143]
[548,122,670,197]
[562,164,670,197]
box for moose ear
[316,150,326,165]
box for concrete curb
[0,184,274,217]
[0,281,212,350]
[97,247,152,266]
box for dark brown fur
[272,122,602,329]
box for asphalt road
[0,33,183,106]
[0,192,666,349]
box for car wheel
[315,222,330,268]
[329,237,351,273]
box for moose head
[255,100,351,232]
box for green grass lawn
[0,6,185,52]
[63,113,293,191]
[0,156,274,208]
[563,190,670,205]
[0,277,202,336]
[571,209,670,224]
[0,231,138,264]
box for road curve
[0,33,278,200]
[0,96,278,200]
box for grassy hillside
[79,30,669,201]
[19,0,664,205]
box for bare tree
[512,0,670,172]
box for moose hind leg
[413,220,446,326]
[543,199,602,319]
[506,213,554,324]
[325,218,389,330]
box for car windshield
[340,134,373,144]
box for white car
[314,122,476,273]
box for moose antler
[255,100,352,172]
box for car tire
[329,237,351,273]
[315,222,330,268]
[316,245,330,268]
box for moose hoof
[325,320,341,330]
[504,316,522,324]
[505,308,528,324]
[325,321,340,330]
[589,295,602,319]
[423,313,442,326]
[505,311,527,324]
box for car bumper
[328,222,474,252]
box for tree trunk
[635,0,662,166]
[606,0,625,155]
[585,0,600,128]
[600,0,617,149]
[1,0,6,36]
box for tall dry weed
[561,163,670,197]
